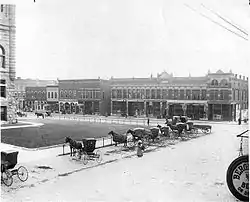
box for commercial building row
[13,70,249,121]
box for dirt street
[1,123,248,202]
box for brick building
[25,86,47,111]
[110,70,248,121]
[58,79,110,115]
[0,4,16,122]
[46,85,59,112]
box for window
[123,89,127,99]
[220,79,228,86]
[162,89,167,99]
[48,92,50,99]
[1,5,3,13]
[1,86,6,97]
[0,45,5,68]
[60,90,64,98]
[55,92,57,99]
[211,79,218,86]
[51,92,53,98]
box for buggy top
[1,150,19,171]
[82,138,97,153]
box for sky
[7,0,250,79]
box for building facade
[46,85,59,112]
[0,4,16,122]
[58,79,110,115]
[25,87,47,111]
[17,70,248,121]
[110,70,248,121]
[14,78,57,111]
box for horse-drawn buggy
[1,150,28,187]
[81,138,102,165]
[193,124,212,134]
[65,137,102,165]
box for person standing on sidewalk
[238,117,241,125]
[137,140,145,157]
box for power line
[201,4,248,36]
[184,4,248,41]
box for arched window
[211,79,218,86]
[0,45,5,68]
[220,79,228,86]
[60,90,64,98]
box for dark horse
[108,131,128,147]
[35,112,45,119]
[166,123,187,138]
[126,128,157,142]
[157,124,170,137]
[65,136,83,157]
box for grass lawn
[1,118,140,148]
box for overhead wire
[184,4,248,41]
[201,4,248,36]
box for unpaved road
[1,123,248,202]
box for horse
[157,124,170,137]
[65,136,83,157]
[126,128,155,142]
[166,122,187,138]
[108,131,128,147]
[35,112,45,119]
[126,128,145,141]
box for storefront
[208,103,232,121]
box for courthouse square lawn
[1,118,138,148]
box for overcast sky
[11,0,250,79]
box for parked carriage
[185,122,198,136]
[1,150,28,187]
[193,124,212,134]
[108,131,130,147]
[81,138,102,165]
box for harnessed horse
[108,131,128,147]
[65,136,83,157]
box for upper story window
[0,45,5,68]
[51,92,54,98]
[1,5,4,12]
[55,92,57,99]
[220,79,228,86]
[0,79,6,98]
[211,79,218,86]
[48,92,50,99]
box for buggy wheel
[95,150,102,163]
[17,166,29,182]
[202,128,210,134]
[226,155,249,201]
[2,170,13,186]
[127,140,134,147]
[76,150,82,160]
[83,152,88,165]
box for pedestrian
[147,118,150,126]
[238,117,241,125]
[137,140,145,157]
